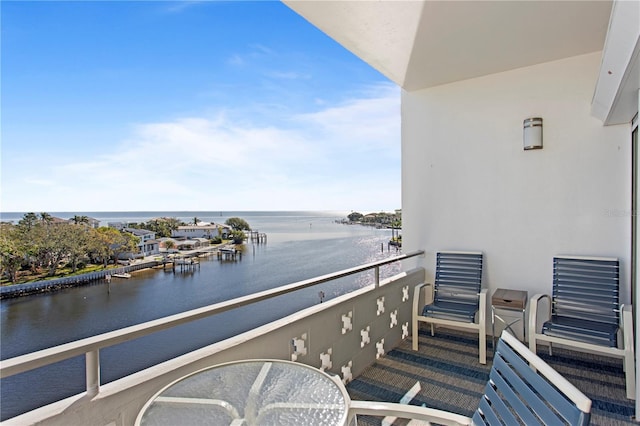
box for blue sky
[1,1,400,213]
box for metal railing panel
[1,251,423,381]
[2,263,425,426]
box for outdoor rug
[346,328,635,425]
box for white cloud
[267,71,311,80]
[23,178,55,187]
[294,83,401,154]
[228,43,275,68]
[1,84,400,212]
[248,44,273,56]
[227,54,244,67]
[161,1,206,14]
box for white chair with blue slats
[348,331,592,425]
[412,251,487,364]
[528,255,635,400]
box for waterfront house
[1,1,638,424]
[362,213,379,224]
[48,216,69,225]
[108,221,125,231]
[158,236,211,252]
[123,228,160,257]
[176,237,209,251]
[172,224,232,240]
[158,237,177,251]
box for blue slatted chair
[348,331,592,425]
[529,255,635,400]
[412,251,487,364]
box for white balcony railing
[1,250,424,426]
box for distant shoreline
[0,210,354,226]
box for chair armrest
[621,304,634,349]
[413,282,433,315]
[528,293,551,337]
[349,400,472,425]
[620,304,632,328]
[478,288,487,323]
[478,289,488,297]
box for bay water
[0,211,401,420]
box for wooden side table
[491,288,528,351]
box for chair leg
[412,317,419,351]
[479,328,487,365]
[528,335,537,355]
[430,324,434,336]
[478,293,486,364]
[622,306,635,400]
[624,349,636,400]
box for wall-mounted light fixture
[523,117,543,150]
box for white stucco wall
[403,52,633,305]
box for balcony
[350,330,636,425]
[0,251,635,425]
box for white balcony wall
[4,268,424,426]
[403,52,632,307]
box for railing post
[375,266,380,287]
[86,349,100,397]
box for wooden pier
[217,247,242,261]
[164,255,200,272]
[249,230,267,244]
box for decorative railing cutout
[390,309,398,328]
[360,326,370,348]
[341,311,353,334]
[402,322,409,339]
[320,348,332,372]
[341,361,353,384]
[377,297,385,316]
[376,339,385,359]
[290,333,308,361]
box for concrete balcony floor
[348,328,635,425]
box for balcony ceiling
[284,0,613,91]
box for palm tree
[71,215,89,225]
[39,212,53,225]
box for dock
[163,255,200,273]
[217,247,242,261]
[249,230,267,244]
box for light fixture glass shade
[523,117,543,150]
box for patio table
[135,359,350,425]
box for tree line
[0,213,253,284]
[0,213,140,283]
[127,216,250,238]
[347,211,401,227]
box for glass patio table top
[135,359,350,426]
